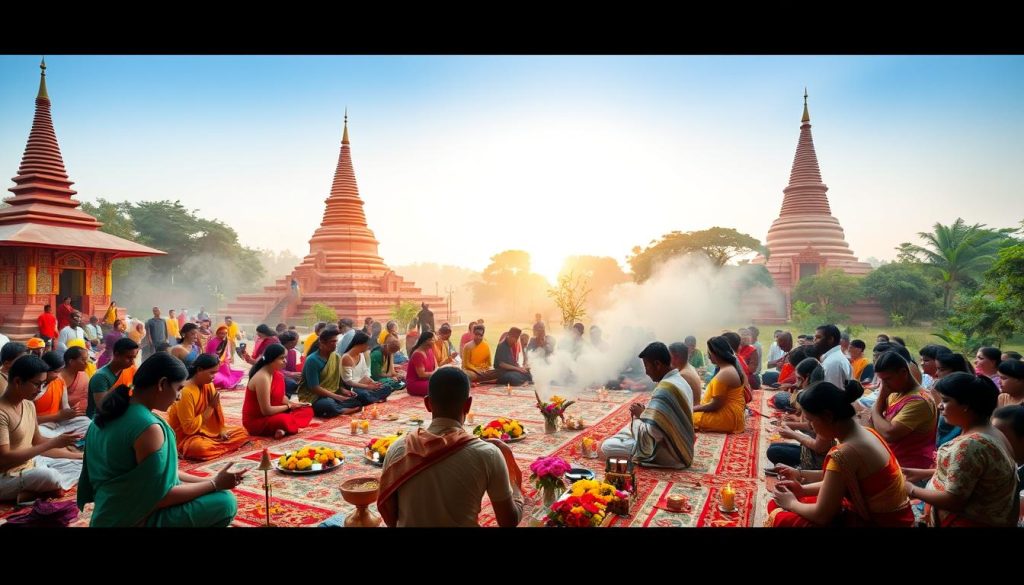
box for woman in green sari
[77,352,246,527]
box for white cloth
[0,455,81,500]
[767,341,784,364]
[56,326,85,353]
[39,417,90,438]
[342,353,371,386]
[38,382,91,438]
[820,344,852,388]
[384,418,515,527]
[601,421,641,460]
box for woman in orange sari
[766,380,915,527]
[167,353,250,461]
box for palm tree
[902,218,1014,310]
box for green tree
[81,199,146,282]
[860,263,941,325]
[792,269,864,325]
[390,301,420,331]
[981,241,1024,335]
[628,227,765,283]
[306,303,337,327]
[82,199,266,312]
[547,270,591,329]
[790,300,817,332]
[900,218,1015,310]
[940,241,1024,346]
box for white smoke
[528,254,746,399]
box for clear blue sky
[2,55,1022,281]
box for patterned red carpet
[0,384,777,527]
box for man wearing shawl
[297,328,368,417]
[377,368,523,527]
[600,342,695,469]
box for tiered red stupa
[222,114,448,326]
[0,60,163,340]
[749,92,885,325]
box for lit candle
[722,483,736,511]
[506,384,512,396]
[467,412,475,424]
[360,420,370,434]
[350,420,359,434]
[667,495,685,512]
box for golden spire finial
[801,87,810,123]
[342,107,350,144]
[37,56,49,100]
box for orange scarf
[35,377,67,416]
[377,428,476,527]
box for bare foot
[274,429,286,439]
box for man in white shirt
[82,316,102,349]
[814,324,851,388]
[377,367,524,527]
[56,312,86,354]
[336,318,356,356]
[766,329,785,365]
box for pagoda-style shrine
[748,92,885,325]
[222,114,448,326]
[0,60,164,340]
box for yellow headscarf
[66,338,97,377]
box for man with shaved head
[377,368,523,527]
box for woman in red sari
[242,343,313,439]
[766,380,915,527]
[405,331,437,397]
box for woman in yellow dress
[693,335,747,433]
[103,301,118,327]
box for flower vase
[544,417,558,434]
[543,485,560,507]
[530,484,562,527]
